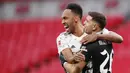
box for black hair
[88,12,106,29]
[66,3,83,19]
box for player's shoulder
[56,31,71,40]
[57,31,70,38]
[102,28,109,34]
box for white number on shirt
[100,49,113,73]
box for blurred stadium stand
[0,0,130,73]
[0,17,130,73]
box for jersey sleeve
[102,28,110,34]
[56,33,69,54]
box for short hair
[88,12,106,29]
[66,3,83,19]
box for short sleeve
[56,34,69,54]
[102,28,110,34]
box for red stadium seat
[0,18,129,73]
[106,15,124,29]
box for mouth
[64,24,69,31]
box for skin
[62,9,75,33]
[61,9,84,37]
[84,17,102,34]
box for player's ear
[74,16,79,23]
[92,23,97,31]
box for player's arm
[97,31,123,43]
[56,35,84,64]
[61,48,75,63]
[81,29,123,44]
[63,50,88,73]
[61,48,85,63]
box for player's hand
[73,52,85,62]
[80,32,98,44]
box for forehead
[62,9,74,18]
[85,15,93,21]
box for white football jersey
[56,32,87,54]
[56,28,109,54]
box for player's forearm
[66,56,76,64]
[97,32,123,43]
[61,48,76,64]
[63,53,83,64]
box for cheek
[68,18,73,25]
[84,24,93,33]
[69,23,74,30]
[69,19,74,27]
[85,24,90,30]
[84,25,89,32]
[88,24,93,29]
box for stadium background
[0,0,130,73]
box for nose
[62,20,65,25]
[83,21,86,25]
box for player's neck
[73,22,84,37]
